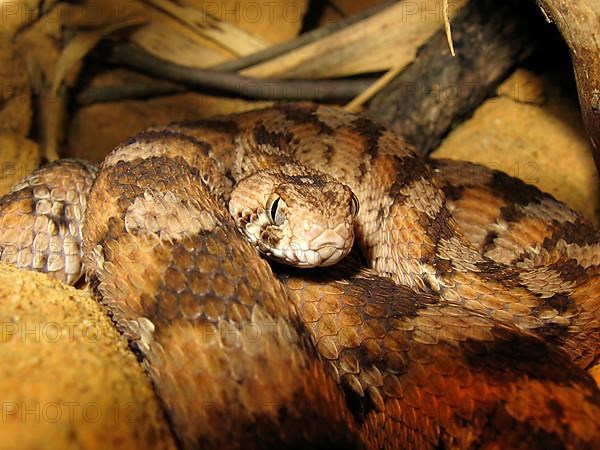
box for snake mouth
[309,244,352,267]
[266,224,354,267]
[268,244,351,267]
[300,223,355,267]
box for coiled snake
[0,103,599,449]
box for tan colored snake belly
[0,104,599,448]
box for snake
[0,102,599,448]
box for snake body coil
[0,104,599,448]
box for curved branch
[107,43,374,102]
[536,0,600,172]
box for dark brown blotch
[388,155,431,205]
[253,124,293,149]
[440,183,466,202]
[543,219,600,249]
[418,205,457,275]
[282,105,333,134]
[489,170,544,208]
[350,117,383,159]
[461,326,594,386]
[481,231,499,254]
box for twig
[108,43,375,101]
[76,80,187,105]
[211,0,395,72]
[325,0,350,19]
[344,64,404,112]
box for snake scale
[0,103,599,449]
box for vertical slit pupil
[270,197,280,222]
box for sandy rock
[0,133,41,196]
[0,35,33,136]
[0,263,176,450]
[589,364,600,387]
[67,93,271,161]
[433,69,600,226]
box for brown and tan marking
[0,104,599,447]
[0,159,97,285]
[279,259,600,449]
[83,151,363,449]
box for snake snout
[311,227,346,249]
[302,222,354,267]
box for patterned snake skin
[0,103,599,448]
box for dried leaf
[51,21,144,97]
[144,0,268,55]
[242,0,466,79]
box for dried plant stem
[344,64,405,112]
[443,0,455,56]
[212,0,395,72]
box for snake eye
[350,193,360,217]
[266,193,285,225]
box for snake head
[229,170,358,267]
